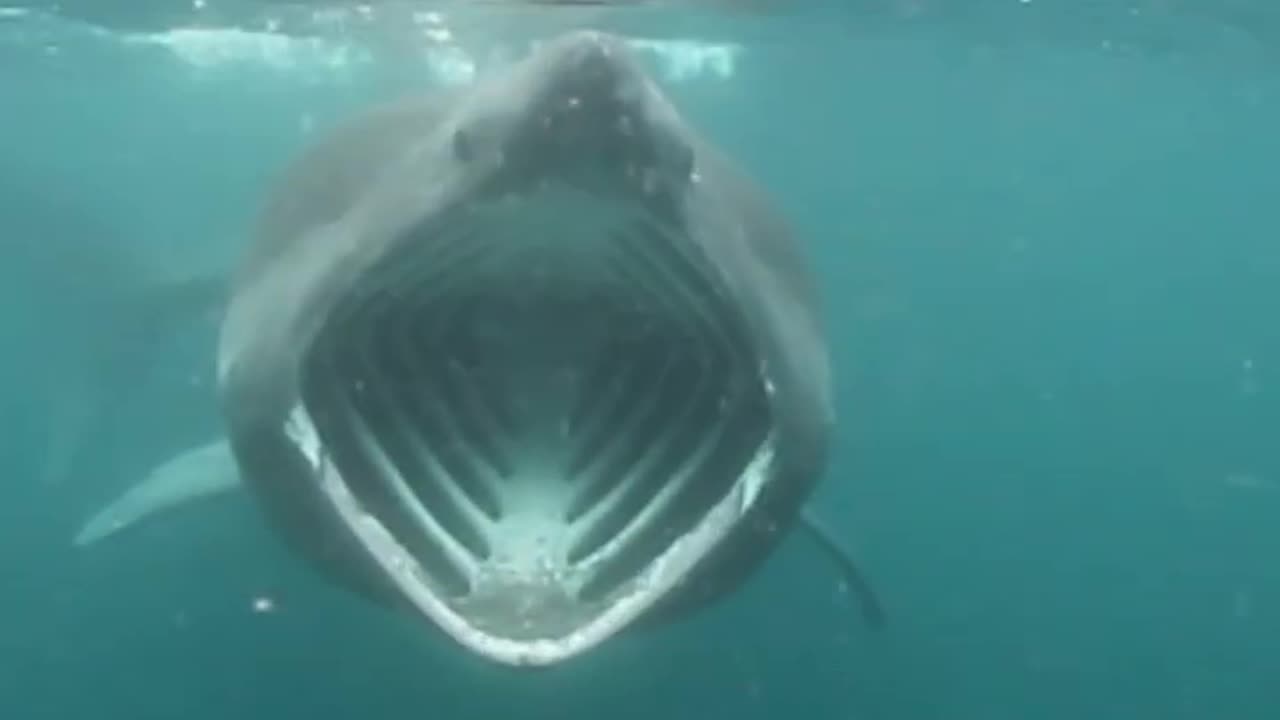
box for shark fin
[39,269,228,488]
[797,508,887,629]
[73,439,241,547]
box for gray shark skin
[221,29,832,667]
[77,29,881,667]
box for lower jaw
[285,400,778,667]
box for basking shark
[75,29,883,666]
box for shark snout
[511,32,693,188]
[547,31,633,111]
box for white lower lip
[284,403,775,667]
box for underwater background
[1,1,1277,718]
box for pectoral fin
[40,268,228,488]
[797,508,887,629]
[73,439,242,547]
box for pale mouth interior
[294,189,774,665]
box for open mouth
[289,186,776,665]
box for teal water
[2,2,1278,718]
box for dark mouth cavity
[297,193,773,638]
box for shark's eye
[452,128,474,163]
